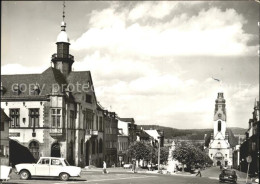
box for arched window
[29,141,39,160]
[218,121,221,132]
[51,143,61,158]
[99,139,103,153]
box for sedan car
[219,169,237,183]
[123,164,132,169]
[15,157,81,181]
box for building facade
[208,92,232,167]
[0,13,103,167]
[0,109,10,165]
[103,111,118,167]
[239,100,259,176]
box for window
[92,141,95,154]
[51,159,62,166]
[29,141,39,160]
[10,109,20,127]
[85,94,92,103]
[70,110,74,129]
[51,109,61,128]
[29,109,39,127]
[99,139,103,153]
[218,121,221,132]
[99,117,103,131]
[0,121,4,131]
[30,84,40,95]
[39,158,50,165]
[252,142,256,151]
[81,139,84,155]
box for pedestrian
[196,167,202,177]
[148,162,151,171]
[132,160,136,173]
[103,161,107,174]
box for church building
[208,92,232,167]
[1,5,105,167]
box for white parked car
[123,164,132,169]
[15,157,81,181]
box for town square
[0,1,259,184]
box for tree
[128,141,154,162]
[154,146,169,164]
[172,141,212,172]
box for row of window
[106,141,117,149]
[7,108,103,130]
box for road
[2,167,247,184]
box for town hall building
[208,92,233,167]
[1,7,108,167]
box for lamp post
[158,136,161,173]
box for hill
[137,125,246,146]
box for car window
[64,159,70,166]
[39,158,50,165]
[51,159,62,166]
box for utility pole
[158,136,161,173]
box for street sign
[246,156,252,163]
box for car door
[35,158,50,176]
[49,158,63,176]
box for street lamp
[158,136,161,173]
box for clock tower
[208,92,232,167]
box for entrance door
[51,143,61,157]
[217,161,221,166]
[86,141,89,166]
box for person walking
[196,167,202,177]
[103,161,107,174]
[132,160,136,173]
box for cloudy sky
[2,1,259,129]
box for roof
[144,130,160,140]
[67,71,97,104]
[1,109,10,122]
[118,118,135,123]
[1,67,67,100]
[136,130,151,139]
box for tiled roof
[1,67,67,99]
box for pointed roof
[1,67,67,100]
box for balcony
[51,53,74,63]
[49,128,64,139]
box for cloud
[71,3,257,57]
[1,63,46,75]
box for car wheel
[20,170,30,180]
[60,173,69,181]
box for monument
[167,141,178,173]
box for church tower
[213,92,227,139]
[208,92,232,167]
[51,1,74,77]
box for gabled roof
[1,67,67,99]
[144,130,160,140]
[67,71,97,104]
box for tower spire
[61,1,66,31]
[62,0,66,22]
